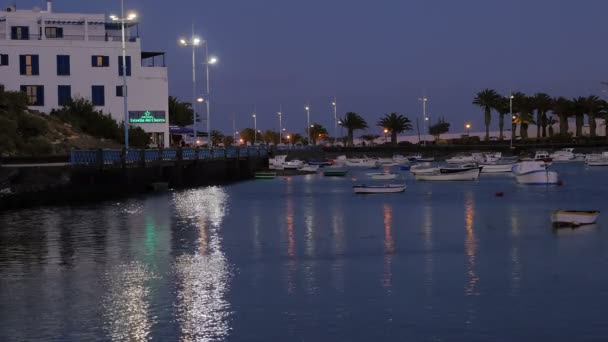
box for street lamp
[110,2,137,149]
[204,50,218,146]
[383,129,388,143]
[178,30,202,145]
[419,96,428,146]
[510,94,515,149]
[332,97,337,145]
[305,105,311,145]
[278,105,283,143]
[465,123,471,135]
[252,113,257,145]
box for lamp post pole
[510,94,514,149]
[305,104,311,145]
[419,96,428,146]
[278,105,283,143]
[253,113,257,145]
[110,1,136,149]
[332,97,337,145]
[178,32,201,146]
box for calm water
[1,163,608,341]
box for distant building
[0,1,169,147]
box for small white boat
[417,157,435,162]
[446,154,475,164]
[345,158,380,168]
[512,161,559,185]
[283,159,305,170]
[551,210,600,227]
[410,164,438,175]
[300,165,320,172]
[479,162,517,173]
[415,167,481,181]
[353,183,406,194]
[532,151,553,163]
[587,159,608,166]
[366,172,399,180]
[551,148,576,162]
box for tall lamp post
[252,113,257,145]
[204,48,218,146]
[419,96,428,146]
[178,32,201,145]
[278,105,283,144]
[332,97,337,145]
[110,4,136,149]
[384,129,388,143]
[305,104,311,145]
[509,94,515,149]
[465,123,471,135]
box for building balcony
[142,52,165,67]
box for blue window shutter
[57,28,63,38]
[126,56,131,76]
[58,85,71,106]
[23,27,29,40]
[11,27,17,40]
[19,55,26,74]
[37,86,44,106]
[32,55,39,75]
[103,56,109,67]
[20,85,26,93]
[91,55,96,67]
[92,86,105,106]
[118,56,123,76]
[1,54,9,66]
[56,55,61,75]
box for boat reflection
[383,204,394,290]
[464,191,479,296]
[173,187,232,341]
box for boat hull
[551,211,599,227]
[415,168,481,181]
[515,170,559,185]
[353,184,406,194]
[367,173,399,180]
[323,169,349,177]
[255,172,277,179]
[480,163,516,173]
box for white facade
[0,3,169,147]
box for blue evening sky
[11,0,608,136]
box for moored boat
[551,210,600,227]
[353,183,406,194]
[479,162,517,173]
[415,167,481,181]
[533,151,553,163]
[366,172,399,180]
[255,172,277,179]
[512,161,558,185]
[323,168,349,177]
[410,164,438,175]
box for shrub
[22,136,53,156]
[17,113,49,139]
[127,126,151,148]
[0,116,19,155]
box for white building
[0,1,169,147]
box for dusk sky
[12,0,608,137]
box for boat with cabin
[512,161,559,185]
[366,172,399,180]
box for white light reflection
[173,187,232,341]
[331,200,345,292]
[103,261,156,341]
[423,204,433,293]
[285,186,297,294]
[510,207,521,295]
[464,191,479,296]
[382,204,394,291]
[303,198,317,295]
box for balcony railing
[8,34,138,42]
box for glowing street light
[305,105,311,144]
[196,97,204,103]
[252,113,257,145]
[110,2,137,148]
[178,29,202,145]
[510,94,515,149]
[465,123,471,135]
[419,96,428,146]
[332,97,337,145]
[204,52,218,146]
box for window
[116,85,125,97]
[19,55,39,76]
[92,55,109,67]
[11,26,29,40]
[20,85,44,106]
[58,85,71,106]
[0,54,8,66]
[45,27,63,39]
[118,56,131,76]
[92,86,105,106]
[56,55,70,76]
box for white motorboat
[353,183,406,194]
[367,172,399,180]
[417,157,435,162]
[283,159,305,170]
[269,155,287,169]
[392,155,410,164]
[512,161,559,185]
[533,151,553,163]
[446,154,475,164]
[479,162,517,173]
[551,210,600,227]
[550,148,576,162]
[415,167,481,181]
[585,152,608,166]
[345,158,381,168]
[300,165,320,172]
[406,154,422,161]
[410,164,438,175]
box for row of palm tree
[339,112,413,146]
[473,89,608,141]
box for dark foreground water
[1,163,608,341]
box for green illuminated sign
[129,110,166,123]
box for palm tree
[168,96,194,126]
[552,97,572,135]
[377,112,413,145]
[533,93,552,138]
[309,124,328,145]
[493,96,510,140]
[210,130,224,146]
[473,89,501,141]
[512,92,532,139]
[514,111,535,139]
[339,112,368,146]
[584,95,602,137]
[572,97,587,137]
[546,117,557,137]
[601,100,608,140]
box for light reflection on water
[173,187,232,342]
[510,207,522,296]
[464,191,478,297]
[382,204,394,290]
